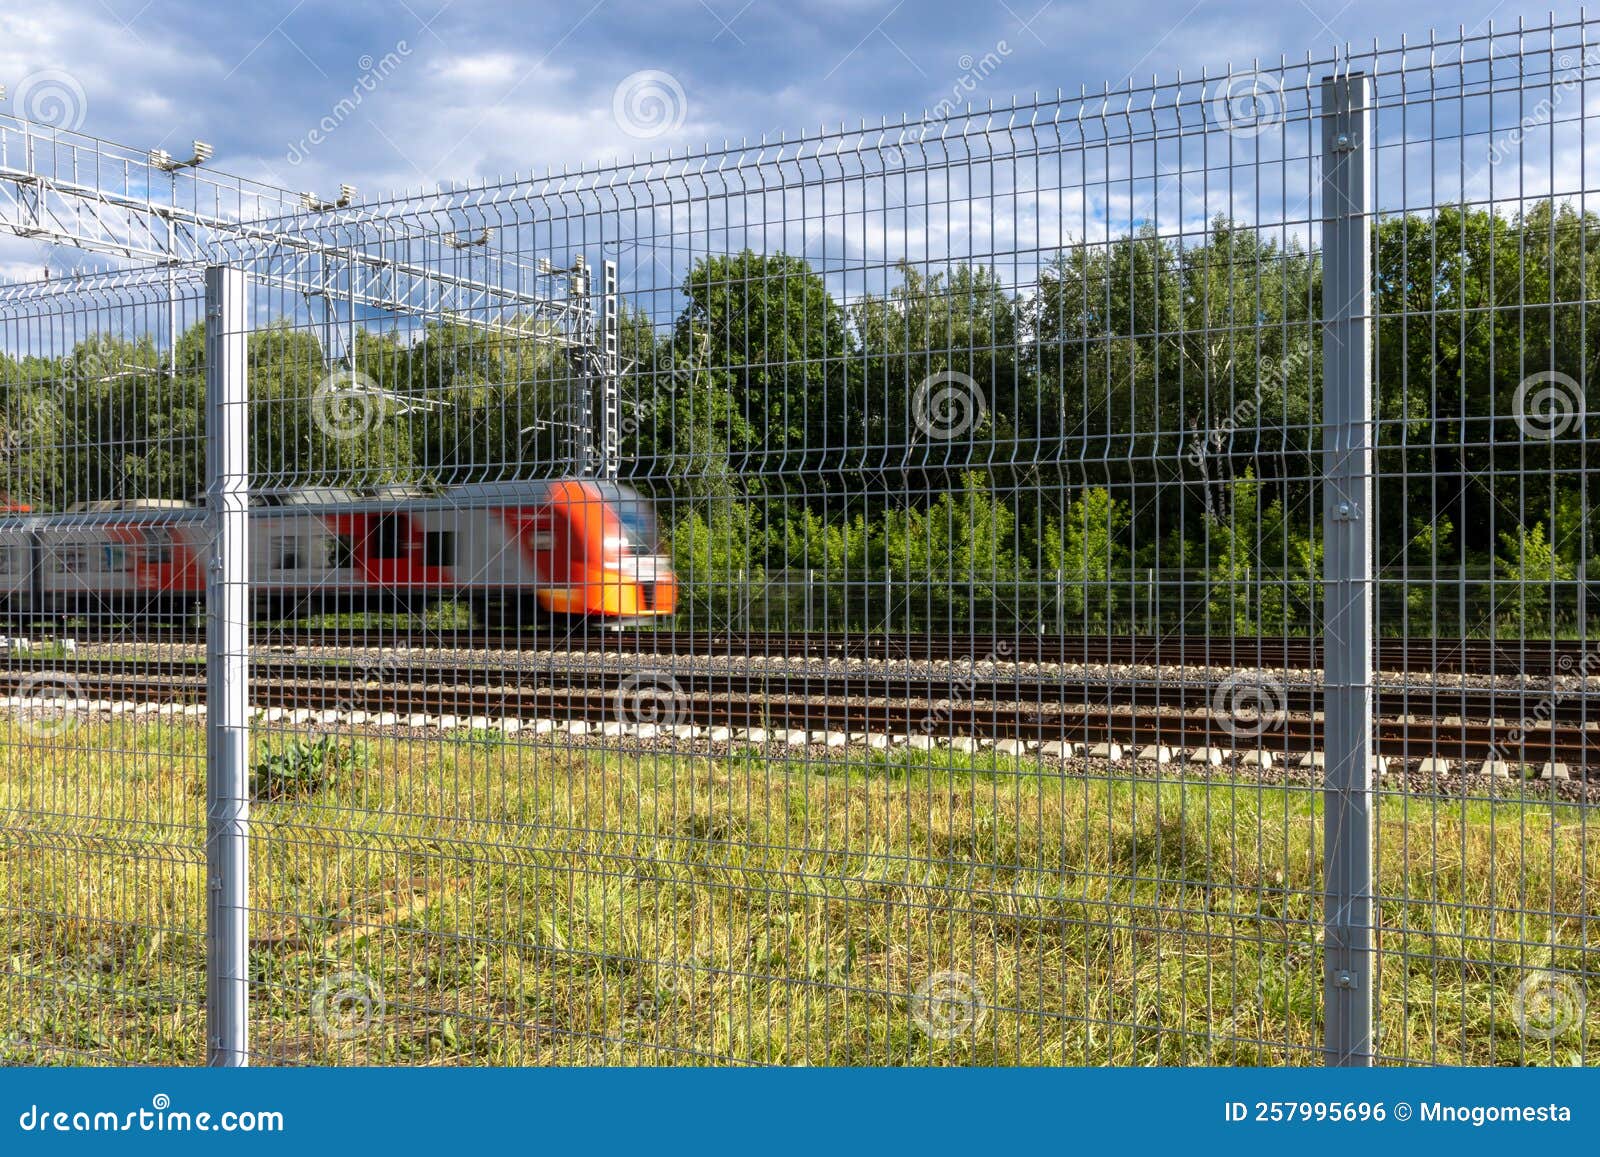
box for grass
[0,719,1594,1066]
[7,641,78,661]
[260,601,477,633]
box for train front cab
[475,479,676,628]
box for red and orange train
[0,480,677,627]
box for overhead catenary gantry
[0,109,620,478]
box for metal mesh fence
[1363,22,1598,1065]
[0,16,1596,1066]
[0,270,210,1064]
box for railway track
[3,656,1596,766]
[20,626,1598,675]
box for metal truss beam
[0,113,624,473]
[0,113,578,341]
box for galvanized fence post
[1319,72,1376,1067]
[204,265,251,1066]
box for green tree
[676,251,852,485]
[1496,521,1573,629]
[1042,486,1130,628]
[667,499,763,629]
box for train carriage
[0,479,676,627]
[0,520,36,623]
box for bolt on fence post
[1320,72,1376,1067]
[204,265,251,1067]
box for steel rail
[4,659,1594,765]
[25,628,1600,676]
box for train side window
[326,535,356,570]
[143,542,172,565]
[423,531,455,567]
[272,535,304,570]
[102,545,126,570]
[0,549,12,575]
[54,546,86,573]
[371,515,406,559]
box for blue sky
[0,0,1589,286]
[1,0,1583,205]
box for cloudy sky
[0,0,1581,197]
[0,0,1587,284]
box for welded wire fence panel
[0,271,210,1063]
[1363,24,1599,1064]
[221,53,1346,1067]
[1,15,1596,1069]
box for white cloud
[431,53,530,89]
[0,0,1594,309]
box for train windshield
[596,484,659,553]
